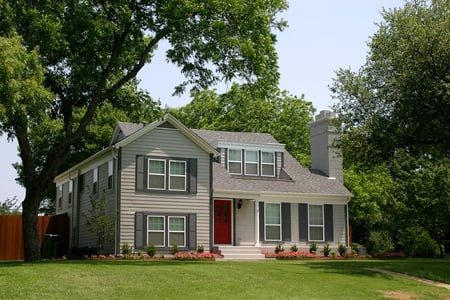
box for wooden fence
[0,214,69,261]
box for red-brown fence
[0,214,69,261]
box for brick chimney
[310,110,343,182]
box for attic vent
[158,121,176,129]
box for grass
[0,259,449,299]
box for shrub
[171,243,179,255]
[197,244,204,254]
[398,226,441,258]
[365,230,394,257]
[146,244,156,258]
[351,243,360,255]
[290,244,298,252]
[322,243,331,257]
[309,243,317,254]
[274,244,284,254]
[338,244,346,257]
[121,242,132,256]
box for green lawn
[0,259,449,299]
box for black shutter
[298,203,308,242]
[136,156,145,191]
[135,212,145,250]
[188,214,197,250]
[259,202,265,242]
[189,159,197,194]
[324,204,334,242]
[281,203,291,242]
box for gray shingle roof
[193,129,351,197]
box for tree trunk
[22,195,41,262]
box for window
[245,150,259,175]
[57,185,62,209]
[169,160,186,191]
[68,180,73,206]
[228,149,242,174]
[92,167,98,195]
[169,216,186,247]
[147,216,165,247]
[308,205,324,241]
[148,159,166,190]
[108,160,113,190]
[265,203,281,241]
[261,152,275,177]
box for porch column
[254,200,260,246]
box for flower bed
[174,252,222,261]
[264,250,316,259]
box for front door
[214,199,232,244]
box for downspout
[209,154,214,252]
[113,147,122,255]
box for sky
[0,0,406,204]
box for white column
[254,200,260,246]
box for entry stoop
[218,246,265,260]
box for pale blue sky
[0,0,405,203]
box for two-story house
[54,111,351,258]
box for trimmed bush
[365,231,394,257]
[398,226,441,258]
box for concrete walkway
[366,268,450,290]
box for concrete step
[218,246,265,260]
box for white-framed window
[148,159,166,190]
[244,150,259,175]
[228,149,242,174]
[308,205,324,241]
[57,185,63,209]
[92,167,98,194]
[108,160,113,190]
[265,203,281,241]
[147,216,165,247]
[168,216,186,247]
[261,152,275,177]
[169,160,186,191]
[68,180,73,206]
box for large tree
[0,0,287,261]
[331,0,449,164]
[330,0,450,255]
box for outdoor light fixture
[237,199,243,209]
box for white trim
[264,203,281,241]
[308,204,324,242]
[147,215,166,247]
[168,216,186,247]
[217,141,285,152]
[168,160,187,191]
[147,159,167,190]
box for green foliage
[338,244,346,257]
[121,242,132,256]
[0,0,287,261]
[146,244,157,258]
[365,231,394,257]
[197,244,204,254]
[274,244,284,254]
[83,193,114,254]
[0,197,21,215]
[351,243,361,255]
[309,243,317,254]
[322,243,331,257]
[170,243,179,255]
[175,85,315,167]
[398,226,441,258]
[290,244,298,252]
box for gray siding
[119,127,211,251]
[333,204,347,246]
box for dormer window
[261,152,275,176]
[244,150,258,175]
[228,149,242,174]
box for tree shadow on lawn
[299,260,393,279]
[0,259,215,268]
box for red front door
[214,200,232,244]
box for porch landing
[217,246,265,260]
